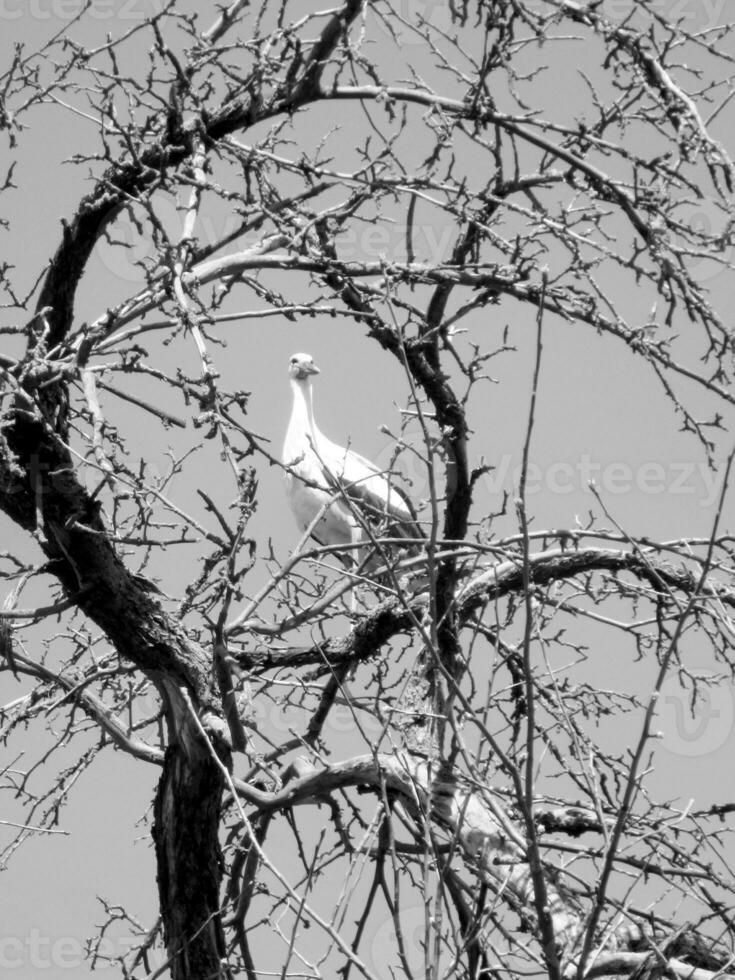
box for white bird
[282,352,423,569]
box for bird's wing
[318,439,424,540]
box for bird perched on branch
[282,352,423,571]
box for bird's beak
[305,363,320,376]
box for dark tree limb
[234,544,735,674]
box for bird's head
[288,352,320,381]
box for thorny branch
[1,2,734,978]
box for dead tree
[1,2,734,978]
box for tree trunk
[153,735,230,980]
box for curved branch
[37,0,365,353]
[327,85,653,241]
[95,249,732,407]
[236,544,735,672]
[3,646,163,766]
[257,752,581,953]
[242,753,734,977]
[551,0,732,180]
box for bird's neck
[290,377,318,441]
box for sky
[1,1,735,977]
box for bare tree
[1,1,735,977]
